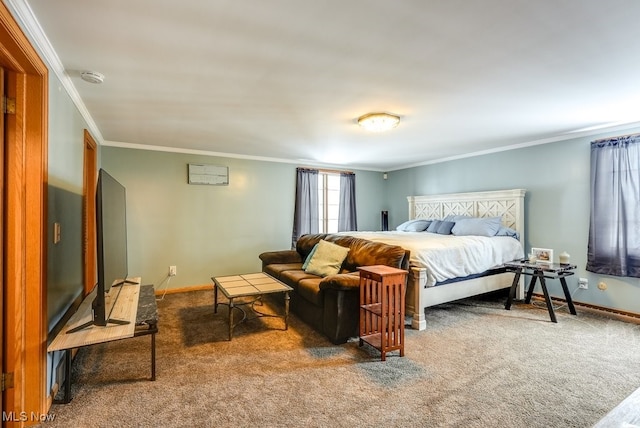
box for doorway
[1,2,49,422]
[83,130,97,295]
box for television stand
[111,278,140,287]
[65,316,130,334]
[48,278,158,403]
[64,279,134,334]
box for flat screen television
[68,169,133,333]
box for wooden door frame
[1,64,5,425]
[0,2,48,423]
[83,130,97,295]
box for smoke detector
[80,71,105,84]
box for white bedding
[338,231,524,287]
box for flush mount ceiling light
[80,70,105,84]
[357,112,400,132]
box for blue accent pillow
[426,220,455,235]
[451,217,502,237]
[495,225,520,240]
[426,220,442,233]
[436,220,455,235]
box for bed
[344,188,526,330]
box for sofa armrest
[319,273,360,292]
[259,250,303,267]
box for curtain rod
[297,166,354,174]
[592,131,640,143]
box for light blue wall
[101,147,386,290]
[47,78,92,330]
[46,74,96,396]
[387,128,640,314]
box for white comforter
[338,231,524,287]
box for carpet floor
[43,289,640,427]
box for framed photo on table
[531,247,553,265]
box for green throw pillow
[304,240,349,277]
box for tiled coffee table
[211,272,292,340]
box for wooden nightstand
[358,265,408,361]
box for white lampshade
[357,112,400,132]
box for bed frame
[406,188,526,330]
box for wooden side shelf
[358,265,407,361]
[47,278,158,403]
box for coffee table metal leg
[284,291,290,330]
[228,298,234,340]
[213,282,218,314]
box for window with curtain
[318,172,340,233]
[292,168,357,247]
[586,134,640,278]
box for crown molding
[102,140,386,171]
[393,120,640,171]
[4,0,104,143]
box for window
[318,172,340,233]
[292,168,357,247]
[587,134,640,278]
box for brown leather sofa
[259,233,409,344]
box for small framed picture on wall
[531,247,553,265]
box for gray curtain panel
[587,134,640,277]
[338,172,357,232]
[291,168,319,248]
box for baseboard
[154,284,213,296]
[531,293,640,324]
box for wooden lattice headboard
[407,189,526,242]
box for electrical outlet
[169,265,177,276]
[579,278,588,289]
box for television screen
[96,168,129,295]
[67,168,130,333]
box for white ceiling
[14,0,640,171]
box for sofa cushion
[295,234,328,259]
[263,263,303,280]
[323,235,407,272]
[259,250,303,266]
[297,277,324,306]
[319,272,360,291]
[304,240,350,277]
[279,269,318,289]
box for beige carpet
[43,289,640,427]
